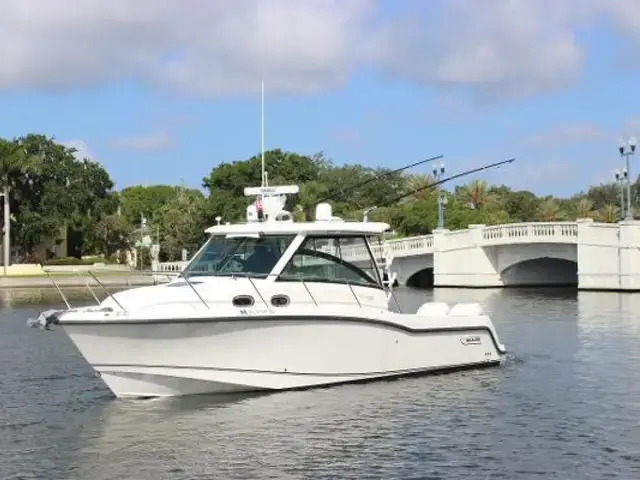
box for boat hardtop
[204,220,391,237]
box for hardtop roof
[204,220,391,236]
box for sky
[2,0,640,197]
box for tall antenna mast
[261,80,265,187]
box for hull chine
[94,360,502,399]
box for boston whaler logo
[460,335,482,346]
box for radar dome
[315,203,333,221]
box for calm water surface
[1,287,639,480]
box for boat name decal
[460,335,482,346]
[238,308,270,316]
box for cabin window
[271,294,290,307]
[277,236,381,288]
[233,295,255,307]
[182,234,295,278]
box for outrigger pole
[313,154,515,214]
[377,157,516,208]
[314,154,445,206]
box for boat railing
[41,268,175,311]
[42,268,386,314]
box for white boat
[30,183,507,399]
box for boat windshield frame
[181,233,297,279]
[274,233,384,290]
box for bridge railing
[481,222,578,245]
[157,261,188,272]
[317,235,435,262]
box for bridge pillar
[433,225,502,288]
[619,221,640,290]
[577,219,640,291]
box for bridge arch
[406,268,434,288]
[495,244,578,287]
[394,255,434,289]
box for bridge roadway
[158,220,640,291]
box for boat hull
[61,315,504,398]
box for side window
[278,236,380,287]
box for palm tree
[536,198,561,221]
[575,198,595,219]
[458,179,498,210]
[597,204,619,223]
[402,173,437,203]
[0,138,42,188]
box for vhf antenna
[261,80,265,188]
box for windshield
[182,234,296,278]
[278,235,382,288]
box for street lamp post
[1,186,9,276]
[614,168,627,219]
[363,206,378,223]
[432,161,446,229]
[618,137,637,220]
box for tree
[584,183,620,211]
[575,198,595,219]
[0,138,45,257]
[2,134,118,259]
[202,149,330,222]
[119,185,178,225]
[7,135,640,266]
[595,204,618,223]
[536,198,563,221]
[495,188,540,222]
[157,188,208,261]
[94,214,134,257]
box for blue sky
[2,0,640,197]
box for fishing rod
[314,154,445,206]
[375,157,516,209]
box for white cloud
[370,0,596,100]
[0,0,371,97]
[525,123,609,150]
[1,0,640,100]
[62,139,93,160]
[602,0,640,41]
[108,131,173,151]
[523,115,640,151]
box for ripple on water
[1,288,640,479]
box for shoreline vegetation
[2,134,638,272]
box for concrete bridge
[158,220,640,291]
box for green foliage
[201,149,330,222]
[156,188,208,261]
[94,214,134,256]
[1,134,121,259]
[3,136,640,266]
[119,185,178,224]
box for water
[1,287,640,480]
